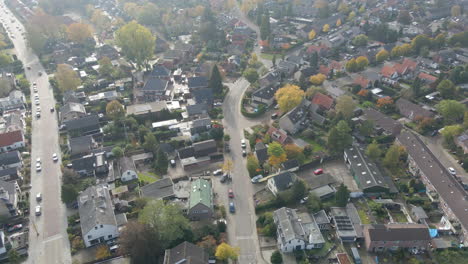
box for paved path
[0,2,71,263]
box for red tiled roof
[380,65,396,78]
[402,58,418,71]
[267,127,289,144]
[319,65,330,76]
[0,130,23,148]
[312,92,334,110]
[259,40,269,47]
[336,253,351,264]
[306,43,329,54]
[418,72,437,83]
[354,75,370,88]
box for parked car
[229,202,235,213]
[241,139,246,149]
[271,113,279,119]
[36,163,41,172]
[36,192,42,202]
[52,153,58,162]
[251,175,263,183]
[170,159,176,167]
[228,189,234,198]
[314,168,324,175]
[448,167,456,175]
[221,173,230,183]
[213,169,223,176]
[224,143,230,153]
[242,150,247,157]
[7,224,22,232]
[35,205,42,216]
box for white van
[36,193,42,202]
[35,205,41,216]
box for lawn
[390,211,408,223]
[306,240,334,257]
[358,209,371,224]
[138,172,159,184]
[259,53,275,60]
[299,137,325,152]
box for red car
[228,189,234,198]
[314,168,324,175]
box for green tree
[352,34,369,46]
[328,120,352,154]
[0,53,12,67]
[61,184,79,204]
[335,95,356,119]
[7,249,20,264]
[139,200,190,248]
[271,250,283,264]
[375,49,389,63]
[464,111,468,129]
[106,100,125,121]
[267,142,287,168]
[306,193,322,213]
[335,183,350,207]
[260,12,271,41]
[112,146,124,158]
[366,140,381,161]
[397,10,411,25]
[345,58,358,72]
[98,56,114,78]
[437,79,456,99]
[55,64,81,92]
[436,100,466,124]
[119,221,163,264]
[384,144,402,170]
[309,51,318,70]
[247,154,260,177]
[441,125,463,149]
[411,35,432,54]
[66,23,93,44]
[143,133,158,153]
[116,21,155,69]
[154,148,168,175]
[359,120,374,137]
[243,68,259,84]
[209,65,223,95]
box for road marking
[236,235,255,240]
[43,234,62,243]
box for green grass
[299,137,325,152]
[306,240,333,257]
[358,209,371,224]
[391,211,408,223]
[260,53,276,60]
[138,172,159,184]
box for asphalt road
[222,78,267,264]
[0,2,71,263]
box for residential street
[0,2,71,263]
[222,78,267,264]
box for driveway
[0,2,71,263]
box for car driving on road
[229,202,235,213]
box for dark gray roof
[0,179,17,205]
[150,65,170,78]
[255,142,268,164]
[178,147,195,159]
[344,145,389,193]
[252,85,279,100]
[163,241,209,264]
[313,210,330,225]
[193,139,216,152]
[71,155,95,173]
[397,130,468,232]
[79,185,117,236]
[396,98,434,120]
[192,118,211,128]
[64,115,100,131]
[187,76,208,89]
[271,171,296,191]
[284,99,311,123]
[69,135,93,156]
[282,159,299,170]
[0,167,18,178]
[186,103,209,116]
[366,224,430,242]
[362,108,402,136]
[141,178,175,199]
[142,78,168,92]
[0,151,21,166]
[192,88,213,105]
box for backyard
[138,172,160,184]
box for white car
[448,167,456,175]
[36,112,40,118]
[52,153,58,162]
[36,157,41,163]
[241,139,246,149]
[36,192,42,201]
[32,82,37,86]
[35,99,40,105]
[35,205,41,216]
[36,106,40,112]
[36,163,41,172]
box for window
[108,235,112,239]
[100,225,103,228]
[88,235,92,239]
[95,226,98,230]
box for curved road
[0,2,71,263]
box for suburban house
[0,90,26,113]
[455,132,468,154]
[78,185,119,247]
[310,185,336,200]
[397,130,468,244]
[354,75,372,89]
[149,64,171,80]
[311,92,334,111]
[281,159,300,172]
[126,101,167,117]
[410,205,429,224]
[273,207,325,253]
[190,118,212,135]
[0,180,20,218]
[72,154,98,177]
[363,224,431,252]
[395,98,434,121]
[251,85,279,107]
[136,78,169,102]
[344,145,391,195]
[329,206,359,243]
[418,72,437,84]
[59,102,87,123]
[0,151,22,169]
[267,127,291,145]
[279,99,313,134]
[64,115,101,138]
[0,111,24,133]
[254,142,268,165]
[140,178,175,200]
[118,157,138,183]
[187,76,209,90]
[187,178,213,221]
[0,130,25,152]
[267,171,297,196]
[313,210,332,231]
[68,135,96,157]
[163,241,209,264]
[0,167,21,182]
[362,108,403,136]
[191,139,218,158]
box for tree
[397,10,411,25]
[0,53,12,67]
[376,49,389,63]
[437,79,456,99]
[352,34,369,46]
[247,154,260,177]
[106,100,125,120]
[411,35,432,54]
[155,148,168,175]
[271,250,283,264]
[98,57,113,78]
[377,97,395,113]
[7,249,20,264]
[384,144,402,170]
[328,120,352,153]
[306,193,322,213]
[359,120,374,137]
[55,64,81,92]
[309,51,318,70]
[61,184,79,204]
[67,23,92,44]
[335,95,356,119]
[464,111,468,129]
[268,142,287,168]
[308,29,316,40]
[209,65,223,95]
[305,85,326,99]
[243,68,259,84]
[275,84,305,112]
[272,55,276,67]
[143,133,158,153]
[139,200,190,248]
[116,21,155,69]
[322,24,330,33]
[451,5,462,17]
[441,125,463,148]
[335,183,350,207]
[91,9,111,33]
[260,12,271,41]
[112,146,124,158]
[96,245,110,260]
[284,144,305,164]
[347,11,356,21]
[309,73,327,85]
[366,140,381,161]
[215,243,239,261]
[119,221,163,263]
[356,56,369,70]
[433,33,446,49]
[436,100,466,124]
[346,58,358,72]
[336,18,342,27]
